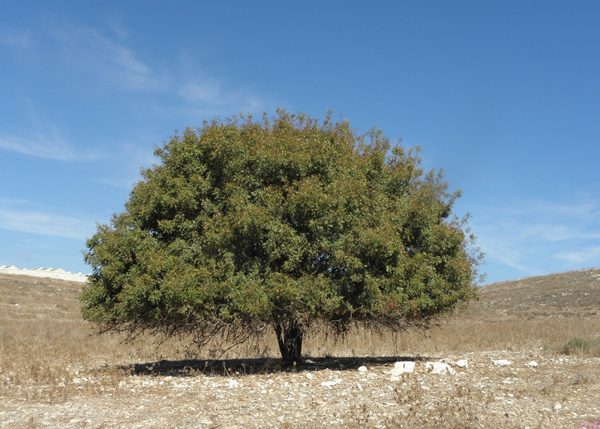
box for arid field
[1,268,600,428]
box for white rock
[0,265,89,283]
[321,380,337,387]
[525,361,538,368]
[358,365,368,373]
[356,382,363,391]
[389,361,415,376]
[425,362,456,376]
[492,359,512,367]
[441,358,469,368]
[456,359,468,368]
[227,379,240,388]
[305,372,314,380]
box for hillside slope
[465,267,600,318]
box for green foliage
[562,337,592,355]
[81,110,481,363]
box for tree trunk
[274,320,303,367]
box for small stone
[356,382,363,391]
[425,362,456,376]
[456,359,468,368]
[358,366,368,373]
[525,361,538,368]
[492,359,512,367]
[390,361,415,376]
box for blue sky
[1,1,598,284]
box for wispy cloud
[178,78,266,112]
[51,22,166,91]
[0,26,32,49]
[6,17,269,112]
[179,80,223,104]
[471,196,600,280]
[0,131,99,161]
[91,139,158,190]
[0,202,95,241]
[554,247,600,265]
[2,18,271,166]
[54,21,269,109]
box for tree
[81,110,481,366]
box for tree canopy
[81,110,481,365]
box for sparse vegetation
[561,337,598,356]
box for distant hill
[464,267,600,318]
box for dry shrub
[561,337,600,357]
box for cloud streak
[47,20,268,111]
[554,247,600,265]
[0,204,95,241]
[178,79,266,113]
[0,26,32,49]
[91,139,159,190]
[0,131,99,161]
[471,196,600,281]
[51,22,166,91]
[1,19,270,163]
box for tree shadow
[118,355,429,377]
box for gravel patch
[2,351,599,428]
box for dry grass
[308,267,600,358]
[1,268,600,427]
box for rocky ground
[2,350,599,428]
